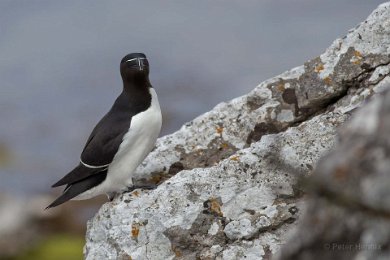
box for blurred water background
[0,0,385,258]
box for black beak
[137,58,146,71]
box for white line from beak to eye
[125,57,146,63]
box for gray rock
[85,2,390,259]
[277,87,390,260]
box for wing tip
[45,202,56,210]
[47,171,108,209]
[51,180,64,188]
[46,193,69,209]
[51,165,82,187]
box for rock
[277,87,390,260]
[85,2,390,259]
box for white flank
[74,88,162,200]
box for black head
[120,53,150,84]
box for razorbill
[47,53,162,208]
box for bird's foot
[126,184,158,193]
[106,185,158,202]
[106,192,118,201]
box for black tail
[46,171,107,209]
[52,164,106,187]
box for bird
[46,53,162,209]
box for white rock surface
[85,3,390,259]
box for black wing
[50,90,151,189]
[80,89,152,166]
[80,105,132,167]
[51,93,132,188]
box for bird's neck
[120,79,152,111]
[122,75,151,91]
[123,79,152,96]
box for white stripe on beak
[125,57,146,70]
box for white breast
[103,88,162,191]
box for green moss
[12,234,84,260]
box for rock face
[85,3,390,259]
[277,88,390,260]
